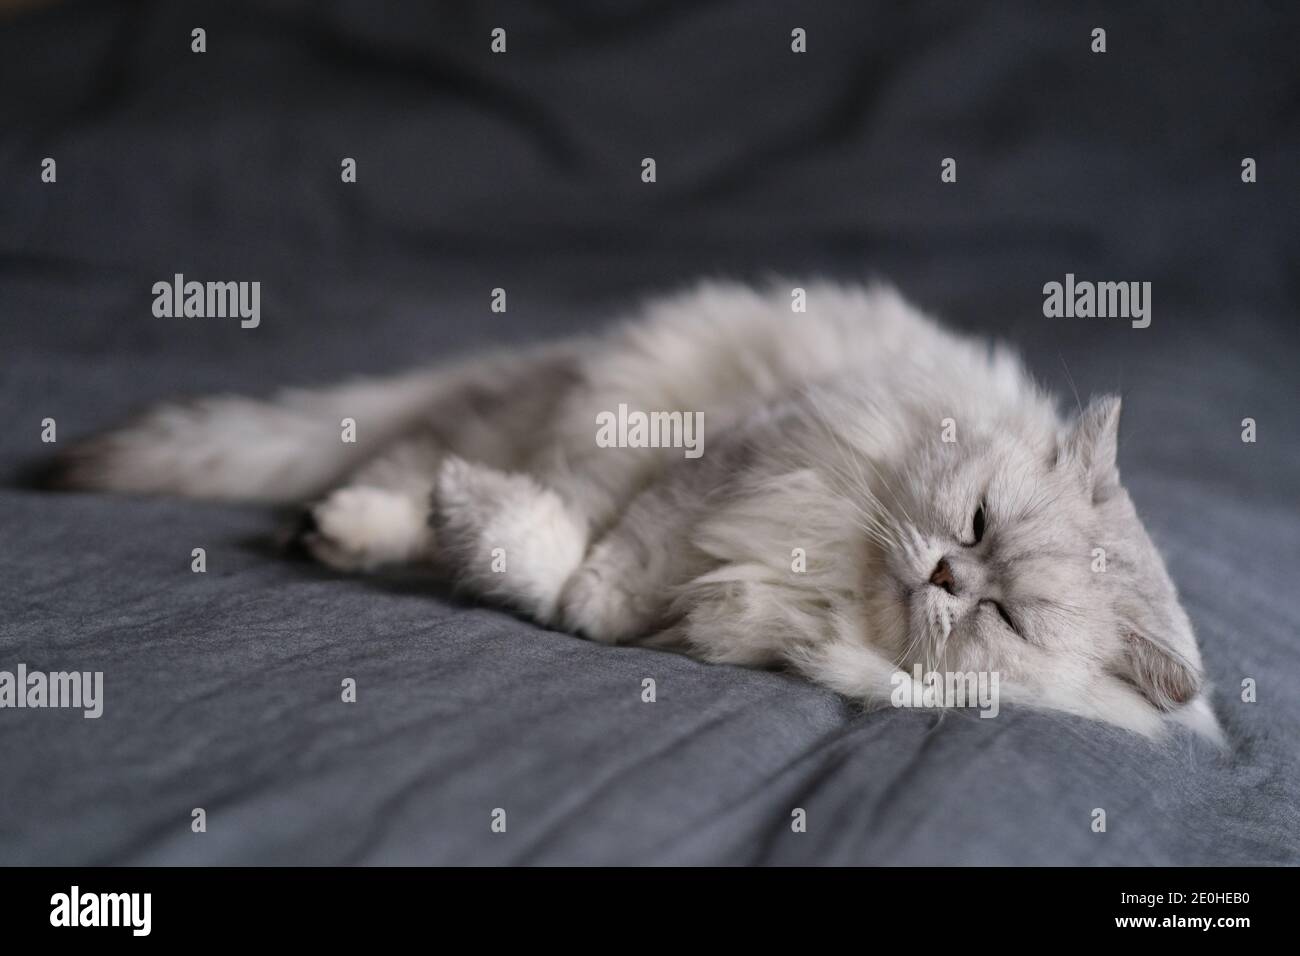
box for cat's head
[861,394,1216,738]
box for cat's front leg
[556,537,660,643]
[431,456,680,642]
[296,431,444,572]
[432,457,588,622]
[301,485,434,571]
[554,482,709,643]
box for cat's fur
[48,281,1223,743]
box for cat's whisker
[850,518,895,550]
[820,392,918,531]
[895,602,927,670]
[799,392,883,496]
[804,389,915,542]
[828,474,893,535]
[822,457,902,548]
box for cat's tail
[40,368,451,504]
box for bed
[1,0,1296,865]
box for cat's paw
[300,486,430,572]
[557,564,649,644]
[432,456,587,621]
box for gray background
[0,0,1297,864]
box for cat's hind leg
[299,346,586,574]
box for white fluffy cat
[49,281,1223,743]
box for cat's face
[862,396,1205,718]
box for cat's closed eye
[963,502,986,546]
[982,599,1021,637]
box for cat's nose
[929,558,956,595]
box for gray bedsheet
[1,0,1297,865]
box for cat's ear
[1111,618,1203,711]
[1058,394,1121,502]
[1102,506,1204,711]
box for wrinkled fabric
[0,0,1297,864]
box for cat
[45,280,1223,744]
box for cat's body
[50,281,1223,743]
